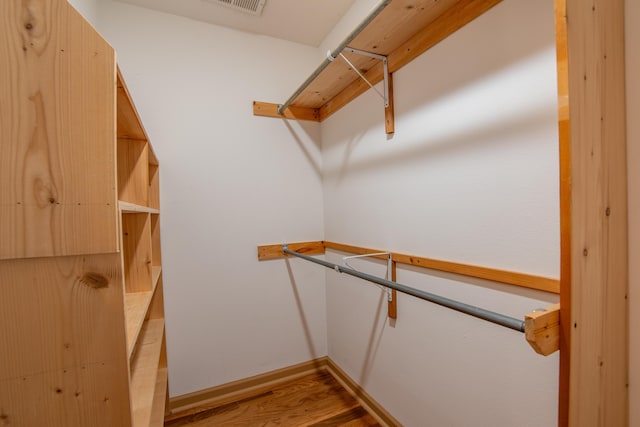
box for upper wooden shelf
[117,69,147,141]
[254,0,502,124]
[117,69,158,165]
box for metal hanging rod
[282,245,526,333]
[277,0,393,115]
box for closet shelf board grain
[253,0,502,123]
[0,0,119,260]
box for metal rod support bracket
[340,47,390,108]
[342,251,394,303]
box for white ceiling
[115,0,357,47]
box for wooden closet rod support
[524,303,560,356]
[257,241,560,355]
[257,241,559,293]
[283,245,526,333]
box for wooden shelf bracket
[524,304,560,356]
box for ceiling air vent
[207,0,267,16]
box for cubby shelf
[125,267,163,357]
[120,201,161,214]
[130,318,166,427]
[117,68,168,426]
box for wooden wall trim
[167,358,328,416]
[325,358,402,427]
[324,241,559,294]
[565,0,629,425]
[257,241,325,260]
[258,241,559,294]
[253,101,321,122]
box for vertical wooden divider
[385,73,395,135]
[388,261,397,319]
[555,0,571,424]
[564,0,629,425]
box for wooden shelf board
[120,200,160,214]
[254,0,503,121]
[125,267,162,357]
[149,367,169,426]
[130,319,165,427]
[125,290,153,356]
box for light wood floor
[164,371,381,426]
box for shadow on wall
[320,0,558,182]
[358,289,389,387]
[285,259,318,359]
[323,0,557,149]
[285,253,393,387]
[283,119,323,179]
[323,99,558,179]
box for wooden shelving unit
[0,1,168,426]
[117,65,169,427]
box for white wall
[67,0,98,25]
[626,0,639,425]
[319,0,378,55]
[95,1,328,397]
[320,0,560,425]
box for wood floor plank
[308,407,379,426]
[165,372,381,427]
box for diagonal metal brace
[328,47,390,108]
